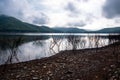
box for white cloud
[0,0,120,30]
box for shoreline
[0,42,120,80]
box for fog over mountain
[0,0,120,30]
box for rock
[24,66,27,69]
[65,70,73,74]
[32,77,39,80]
[47,77,50,80]
[108,69,112,72]
[16,75,20,78]
[49,73,53,76]
[10,73,14,76]
[110,65,115,68]
[95,75,98,78]
[31,70,35,73]
[85,59,88,61]
[112,76,115,78]
[43,66,47,68]
[47,71,52,74]
[60,77,64,79]
[114,71,118,74]
[103,68,106,71]
[25,74,29,77]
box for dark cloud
[103,0,120,18]
[0,0,26,19]
[33,15,49,25]
[0,0,49,25]
[68,21,86,27]
[65,2,78,13]
[67,3,76,12]
[65,0,88,13]
[0,0,10,14]
[33,17,48,25]
[65,2,81,18]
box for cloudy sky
[0,0,120,30]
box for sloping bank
[0,42,120,80]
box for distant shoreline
[0,32,119,36]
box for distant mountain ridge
[0,15,59,33]
[0,15,120,33]
[94,27,120,33]
[53,27,120,33]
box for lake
[0,33,120,65]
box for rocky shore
[0,42,120,80]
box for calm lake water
[0,33,119,65]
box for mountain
[53,27,87,33]
[96,27,120,33]
[0,15,59,33]
[54,27,120,33]
[0,15,120,33]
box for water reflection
[67,36,86,50]
[0,34,119,65]
[0,37,24,64]
[0,35,50,65]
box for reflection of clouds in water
[18,40,51,62]
[0,35,112,65]
[0,49,21,64]
[13,36,110,63]
[86,36,109,48]
[0,50,9,64]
